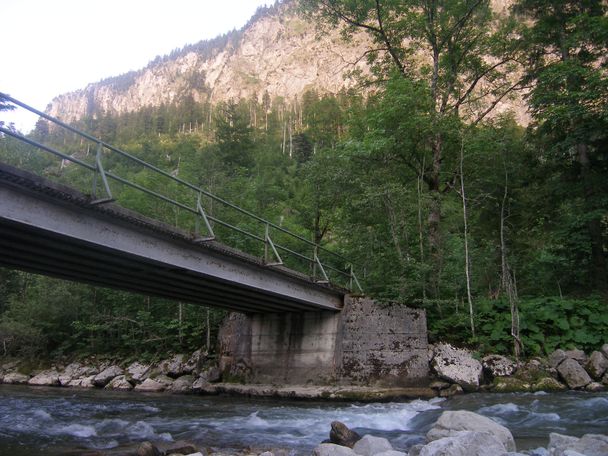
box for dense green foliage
[0,0,606,360]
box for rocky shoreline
[2,344,607,400]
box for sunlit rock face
[46,3,370,123]
[47,0,527,125]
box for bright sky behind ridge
[1,0,275,132]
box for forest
[0,0,606,363]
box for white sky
[1,0,275,132]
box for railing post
[264,223,283,266]
[349,264,363,293]
[194,191,215,242]
[313,247,329,284]
[90,141,113,204]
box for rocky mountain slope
[47,0,526,124]
[46,2,372,123]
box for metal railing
[0,93,363,292]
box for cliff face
[46,3,372,123]
[47,0,527,125]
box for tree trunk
[500,165,522,360]
[459,139,475,337]
[427,133,443,298]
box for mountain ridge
[46,1,372,123]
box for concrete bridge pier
[219,296,429,387]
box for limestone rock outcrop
[557,358,592,389]
[431,344,483,391]
[427,410,516,452]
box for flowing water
[0,385,606,455]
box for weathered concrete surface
[218,296,429,387]
[337,297,428,387]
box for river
[0,385,606,455]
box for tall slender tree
[300,0,523,295]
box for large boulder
[557,358,592,389]
[105,375,133,391]
[352,435,393,456]
[586,351,608,380]
[565,349,588,366]
[3,372,30,384]
[198,366,221,383]
[28,370,60,386]
[58,362,96,386]
[136,441,162,456]
[168,375,195,393]
[313,444,357,456]
[427,410,516,452]
[159,354,186,378]
[601,344,608,359]
[133,375,173,392]
[330,421,361,448]
[420,431,507,456]
[67,375,96,388]
[93,365,123,387]
[482,354,517,378]
[431,344,482,391]
[548,349,568,369]
[126,362,151,383]
[184,349,207,374]
[548,432,608,456]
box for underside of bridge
[0,163,344,313]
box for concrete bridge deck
[0,162,345,313]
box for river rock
[28,370,60,386]
[586,351,608,379]
[159,441,199,455]
[533,377,567,392]
[313,443,357,456]
[191,376,209,392]
[330,421,361,448]
[427,410,516,452]
[134,377,167,392]
[105,375,133,390]
[159,354,186,378]
[557,358,592,389]
[585,381,604,392]
[482,354,516,378]
[601,344,608,359]
[58,362,96,386]
[3,372,30,384]
[374,451,407,456]
[431,344,482,391]
[420,431,507,456]
[548,349,567,368]
[352,435,393,456]
[126,362,151,383]
[93,365,124,387]
[136,441,162,456]
[199,366,221,383]
[184,348,207,374]
[68,375,96,388]
[439,384,464,397]
[565,349,588,365]
[548,432,608,456]
[168,375,195,393]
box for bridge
[0,94,430,389]
[0,94,362,314]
